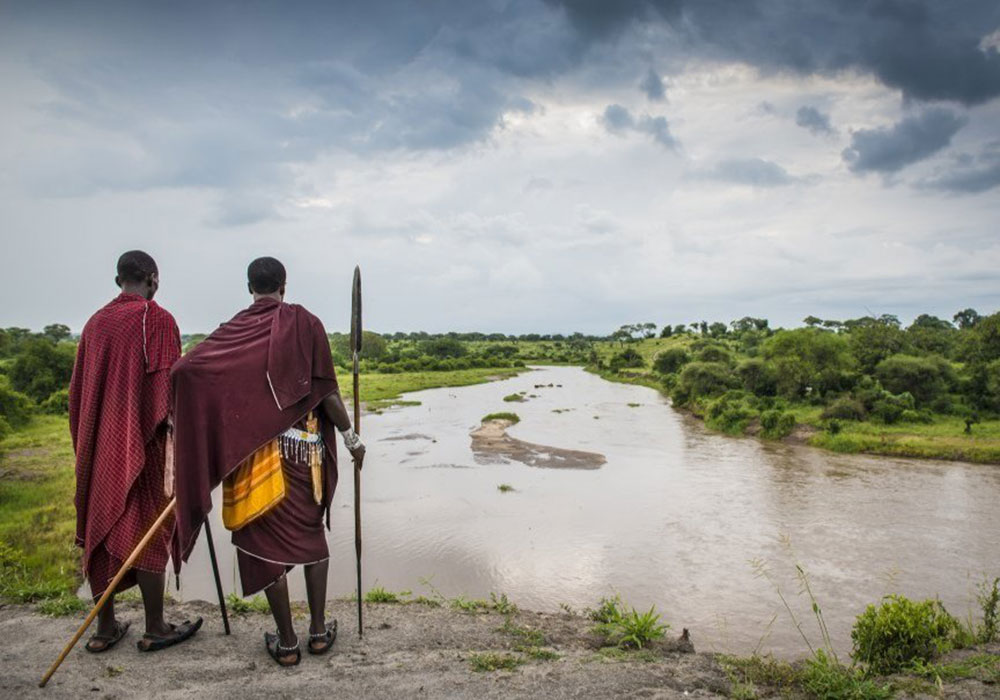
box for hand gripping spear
[350,265,364,638]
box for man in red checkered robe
[69,250,201,653]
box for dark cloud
[703,158,795,187]
[842,108,967,174]
[636,115,676,148]
[550,0,1000,105]
[640,68,666,100]
[795,106,834,135]
[919,143,1000,193]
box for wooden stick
[353,351,363,638]
[39,498,176,688]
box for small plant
[225,592,271,614]
[482,412,520,424]
[497,483,515,493]
[589,595,669,649]
[37,593,87,617]
[851,595,963,674]
[468,652,524,672]
[499,617,545,647]
[975,576,999,643]
[503,393,525,402]
[410,595,442,607]
[587,595,623,624]
[490,592,518,615]
[802,649,892,700]
[452,595,490,613]
[365,586,410,603]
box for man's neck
[120,283,152,300]
[253,292,283,303]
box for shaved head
[116,250,158,284]
[247,257,286,294]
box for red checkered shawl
[69,293,181,579]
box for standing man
[69,250,202,653]
[171,257,365,667]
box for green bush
[821,397,867,421]
[851,595,963,674]
[736,358,777,396]
[875,354,954,406]
[695,344,732,365]
[801,650,892,700]
[870,392,915,424]
[609,348,644,371]
[0,375,34,428]
[760,410,796,439]
[652,347,690,375]
[8,338,76,403]
[482,412,520,424]
[40,388,69,415]
[675,361,737,400]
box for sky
[1,0,999,335]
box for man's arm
[320,391,366,468]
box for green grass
[481,412,520,424]
[225,592,271,614]
[490,592,518,615]
[365,585,411,603]
[451,595,490,613]
[0,415,79,601]
[467,652,525,672]
[497,483,515,493]
[341,367,524,406]
[36,592,87,617]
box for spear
[350,265,363,637]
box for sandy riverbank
[470,418,606,469]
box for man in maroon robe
[70,250,202,653]
[171,256,365,667]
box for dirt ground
[3,599,730,699]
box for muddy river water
[175,365,1000,657]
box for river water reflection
[177,366,1000,657]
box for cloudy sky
[2,0,999,335]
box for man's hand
[349,443,365,470]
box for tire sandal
[307,619,338,655]
[265,631,301,667]
[137,617,203,652]
[85,620,130,653]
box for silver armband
[340,427,363,451]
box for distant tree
[42,324,72,342]
[953,308,981,330]
[875,354,954,406]
[699,321,708,335]
[909,314,953,331]
[763,328,853,398]
[419,336,466,359]
[673,324,687,335]
[9,338,76,403]
[653,348,690,374]
[803,316,823,327]
[731,317,769,334]
[675,361,737,398]
[736,358,778,397]
[708,322,728,338]
[609,348,644,371]
[610,328,631,347]
[639,322,657,339]
[849,318,908,374]
[659,325,673,338]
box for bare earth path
[2,600,728,699]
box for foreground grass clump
[851,595,966,674]
[588,594,669,649]
[365,585,411,604]
[36,593,88,617]
[467,652,525,672]
[497,483,515,493]
[481,412,520,424]
[225,592,271,614]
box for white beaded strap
[340,427,363,451]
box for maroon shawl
[170,298,339,568]
[69,293,180,578]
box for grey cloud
[549,0,1000,105]
[601,104,676,148]
[702,158,796,187]
[640,68,666,101]
[796,106,834,135]
[842,108,967,174]
[919,143,1000,193]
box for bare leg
[93,589,117,638]
[264,573,297,647]
[304,559,329,647]
[135,570,172,637]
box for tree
[639,322,657,338]
[9,338,76,403]
[803,315,823,327]
[736,358,777,396]
[42,323,72,342]
[675,361,737,398]
[849,318,908,374]
[419,336,466,359]
[708,322,728,339]
[653,348,690,374]
[953,308,981,330]
[332,330,388,361]
[763,328,853,398]
[875,354,953,406]
[659,325,673,338]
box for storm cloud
[796,106,834,135]
[842,109,968,174]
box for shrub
[875,354,953,406]
[40,388,69,415]
[736,358,777,396]
[870,392,915,425]
[851,595,963,674]
[821,397,867,421]
[760,410,796,439]
[8,338,76,403]
[482,412,520,424]
[706,394,758,435]
[801,650,892,700]
[675,361,737,399]
[653,348,690,375]
[0,375,33,428]
[695,344,732,365]
[589,595,669,649]
[609,348,644,371]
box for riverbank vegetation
[591,311,1000,464]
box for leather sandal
[265,631,301,667]
[307,619,338,655]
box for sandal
[265,631,301,667]
[307,619,338,655]
[137,617,203,652]
[85,620,130,653]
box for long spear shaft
[203,518,230,635]
[39,499,177,688]
[351,265,363,638]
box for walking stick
[203,519,230,635]
[351,265,363,638]
[39,499,176,688]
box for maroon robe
[170,298,339,577]
[69,293,180,596]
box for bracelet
[340,427,363,451]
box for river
[174,365,1000,657]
